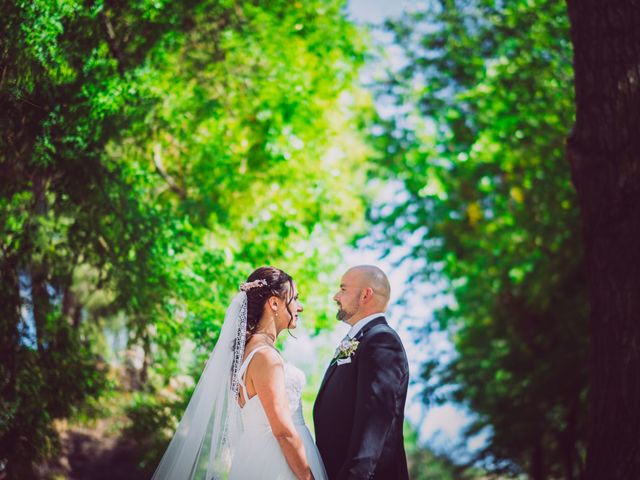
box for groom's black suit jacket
[313,317,409,480]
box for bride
[152,266,326,480]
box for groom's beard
[336,305,353,321]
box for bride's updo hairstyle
[242,266,295,338]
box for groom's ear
[361,287,374,303]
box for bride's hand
[300,470,314,480]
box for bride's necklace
[253,331,276,344]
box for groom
[314,265,409,480]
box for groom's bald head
[347,265,391,305]
[333,265,391,325]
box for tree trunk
[0,254,21,474]
[140,331,151,386]
[30,174,50,351]
[556,397,579,480]
[531,432,545,480]
[30,264,49,351]
[566,1,640,478]
[62,285,82,329]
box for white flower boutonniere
[331,338,360,366]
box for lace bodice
[237,346,306,430]
[282,362,305,412]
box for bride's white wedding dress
[229,346,328,480]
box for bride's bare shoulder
[244,340,283,369]
[252,357,284,384]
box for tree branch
[99,9,125,76]
[152,143,186,199]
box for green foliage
[374,0,587,477]
[122,390,188,474]
[0,0,371,475]
[404,424,463,480]
[0,327,108,478]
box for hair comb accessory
[239,279,268,291]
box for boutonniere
[331,338,360,366]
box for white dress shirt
[347,312,386,339]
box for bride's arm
[250,350,314,480]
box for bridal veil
[152,291,248,480]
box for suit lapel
[317,362,338,398]
[316,316,388,402]
[354,316,387,340]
